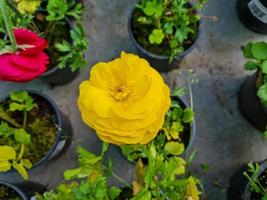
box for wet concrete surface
[0,0,267,199]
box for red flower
[0,28,49,82]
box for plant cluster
[37,142,201,200]
[244,162,267,200]
[133,0,207,61]
[0,91,36,179]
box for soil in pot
[131,5,198,57]
[33,12,71,71]
[0,94,57,165]
[0,184,21,200]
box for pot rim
[128,1,202,61]
[0,180,28,200]
[0,89,64,172]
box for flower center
[110,83,131,101]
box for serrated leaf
[64,167,82,180]
[172,87,185,97]
[183,108,195,123]
[164,141,184,155]
[108,187,121,199]
[9,102,25,112]
[244,61,259,71]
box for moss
[0,95,57,165]
[0,185,21,200]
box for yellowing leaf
[186,176,200,200]
[17,0,41,14]
[164,141,184,155]
[13,162,28,180]
[0,146,16,161]
[0,161,11,172]
[132,181,142,195]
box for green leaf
[108,187,121,200]
[164,141,184,155]
[251,42,267,60]
[244,61,259,71]
[22,159,32,169]
[0,146,16,161]
[183,108,194,123]
[143,0,163,16]
[9,102,25,112]
[149,29,164,45]
[264,131,267,139]
[64,168,82,180]
[101,142,109,157]
[257,84,267,106]
[55,42,71,52]
[243,42,253,58]
[14,129,31,144]
[10,91,29,103]
[261,60,267,74]
[13,162,28,180]
[132,189,152,200]
[172,87,185,97]
[46,0,68,21]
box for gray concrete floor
[1,0,267,199]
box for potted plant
[228,160,267,200]
[0,0,88,86]
[236,0,267,34]
[239,41,267,132]
[0,180,27,200]
[128,0,207,72]
[0,90,72,180]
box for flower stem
[103,166,131,188]
[0,109,21,128]
[0,0,17,50]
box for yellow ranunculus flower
[78,52,171,145]
[15,0,41,14]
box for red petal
[14,28,48,55]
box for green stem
[187,71,194,111]
[0,110,21,128]
[6,0,22,18]
[104,166,131,188]
[17,144,25,161]
[0,0,17,50]
[23,110,27,129]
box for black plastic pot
[0,180,28,200]
[238,72,267,131]
[228,160,267,200]
[41,66,79,87]
[236,0,267,34]
[128,4,201,73]
[0,90,73,176]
